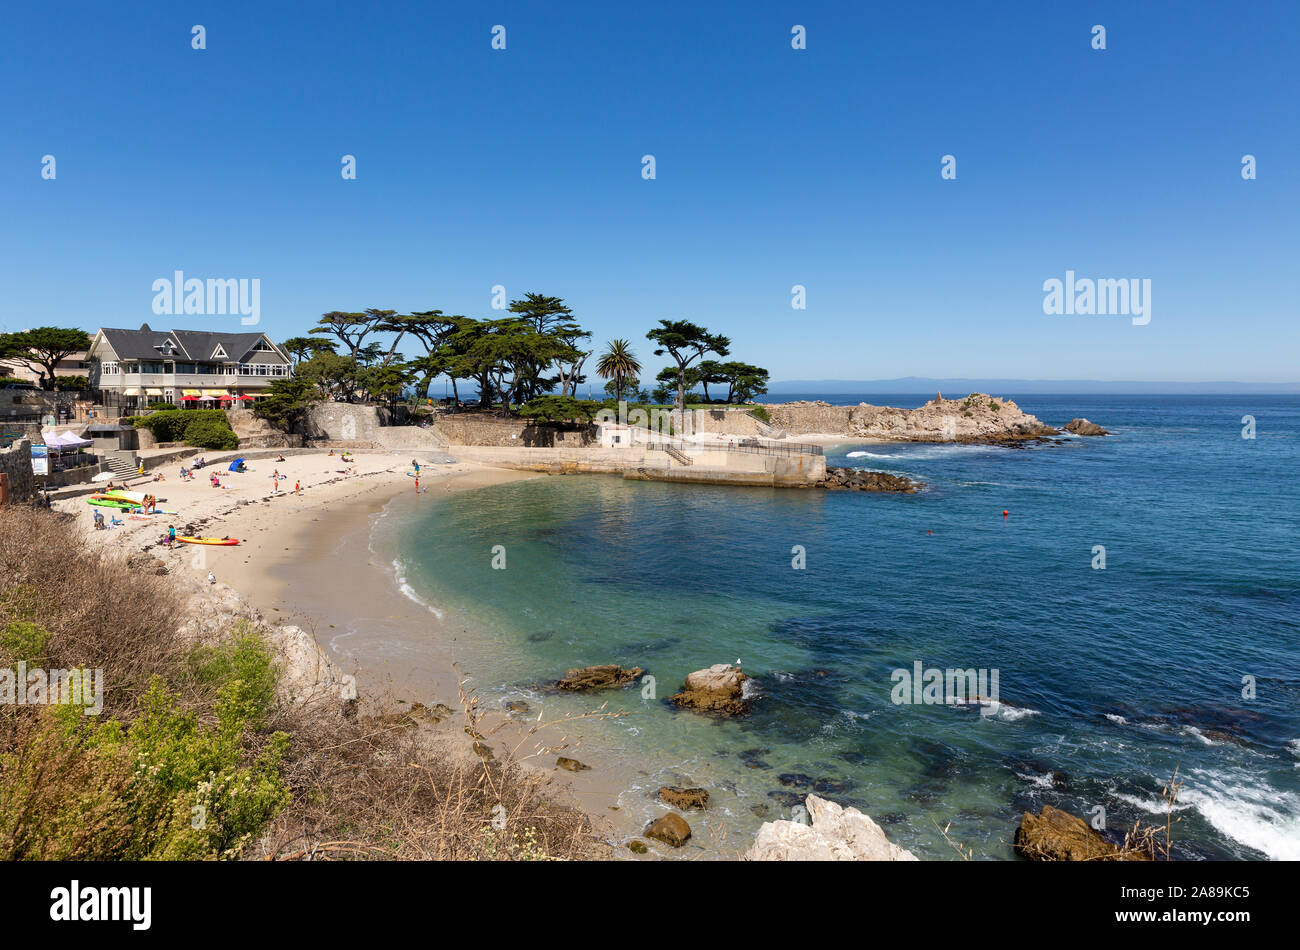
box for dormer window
[212,344,228,359]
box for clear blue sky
[2,0,1296,383]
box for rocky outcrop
[225,409,301,448]
[555,664,644,692]
[1013,805,1150,861]
[745,794,917,861]
[657,786,710,810]
[820,467,922,493]
[172,573,347,708]
[644,813,692,847]
[1064,418,1109,436]
[761,394,1061,444]
[670,664,753,716]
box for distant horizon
[767,377,1300,395]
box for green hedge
[132,409,239,450]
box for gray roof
[96,324,286,363]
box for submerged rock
[1064,418,1109,436]
[656,786,710,810]
[555,664,644,692]
[644,813,692,848]
[1013,805,1150,861]
[670,664,753,716]
[556,756,591,772]
[745,794,917,861]
[626,839,648,854]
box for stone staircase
[104,451,139,479]
[747,411,788,440]
[662,445,693,466]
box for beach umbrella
[227,457,246,472]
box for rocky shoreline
[762,393,1102,446]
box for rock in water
[555,664,644,691]
[1013,805,1150,861]
[1064,418,1109,436]
[745,794,917,861]
[657,786,710,810]
[556,756,591,772]
[820,467,922,493]
[644,813,692,847]
[670,663,753,716]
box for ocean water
[376,395,1300,860]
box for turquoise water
[378,395,1300,859]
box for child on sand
[294,480,300,496]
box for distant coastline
[768,378,1300,395]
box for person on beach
[276,454,286,462]
[294,480,300,496]
[414,476,419,494]
[93,509,105,530]
[166,524,176,547]
[412,459,420,474]
[328,449,335,457]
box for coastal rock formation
[760,394,1061,444]
[745,794,917,861]
[657,786,710,810]
[1013,805,1150,861]
[644,813,692,847]
[173,575,347,708]
[1064,418,1109,436]
[820,466,921,493]
[556,664,644,692]
[670,664,753,716]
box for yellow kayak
[177,536,240,546]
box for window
[101,362,119,375]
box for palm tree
[595,339,641,403]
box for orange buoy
[1002,510,1009,519]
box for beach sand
[54,449,649,853]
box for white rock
[745,795,918,861]
[683,663,744,692]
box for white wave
[977,700,1040,721]
[1181,725,1219,746]
[1105,713,1128,724]
[1180,769,1300,860]
[1016,771,1058,789]
[1288,738,1300,766]
[391,558,444,619]
[1110,791,1194,815]
[845,450,901,459]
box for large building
[87,324,290,409]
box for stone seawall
[0,439,36,503]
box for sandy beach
[52,448,652,852]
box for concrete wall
[304,404,390,442]
[0,439,36,504]
[433,413,594,448]
[450,443,824,486]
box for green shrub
[133,410,237,449]
[0,621,50,663]
[749,405,771,424]
[188,624,280,728]
[182,417,239,450]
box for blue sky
[2,0,1296,384]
